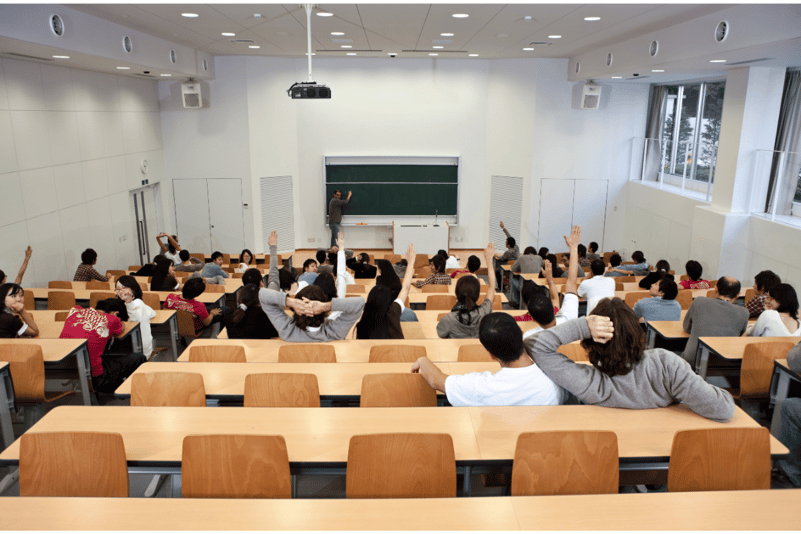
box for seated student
[222,283,278,339]
[376,258,418,322]
[603,253,623,277]
[133,254,165,277]
[242,267,265,288]
[314,250,331,275]
[0,283,39,338]
[681,277,749,366]
[577,244,592,268]
[114,275,157,358]
[440,249,460,270]
[412,312,565,406]
[348,253,377,279]
[523,227,582,339]
[577,259,616,315]
[586,242,601,262]
[450,255,481,279]
[513,281,556,323]
[59,298,146,394]
[678,260,711,289]
[776,341,801,487]
[638,260,673,289]
[546,254,564,278]
[557,253,585,278]
[746,283,801,337]
[200,252,230,284]
[236,249,254,274]
[746,270,782,318]
[606,250,649,277]
[298,259,319,285]
[73,248,109,282]
[164,278,222,334]
[0,246,32,286]
[493,221,520,291]
[156,232,182,265]
[150,256,180,292]
[526,299,735,422]
[510,246,544,308]
[356,245,415,339]
[173,250,203,273]
[413,254,451,288]
[437,244,496,339]
[633,278,681,323]
[537,247,549,260]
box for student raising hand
[268,230,278,247]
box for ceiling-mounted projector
[287,82,331,99]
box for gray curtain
[642,86,668,182]
[766,70,801,215]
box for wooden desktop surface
[2,490,797,530]
[33,319,138,340]
[27,288,223,304]
[699,336,801,360]
[0,338,86,364]
[30,309,176,325]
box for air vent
[529,41,552,46]
[123,35,132,53]
[229,39,255,43]
[169,50,177,63]
[134,73,156,78]
[727,57,773,66]
[50,14,64,37]
[649,40,659,57]
[331,39,352,43]
[715,21,729,43]
[2,52,54,62]
[432,39,452,44]
[626,75,650,80]
[606,52,613,67]
[575,62,580,74]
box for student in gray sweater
[525,298,735,423]
[633,277,681,323]
[492,221,520,291]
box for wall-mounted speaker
[580,82,602,110]
[181,82,202,109]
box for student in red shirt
[59,299,145,394]
[678,260,711,290]
[164,277,221,334]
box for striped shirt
[73,264,109,282]
[414,272,452,288]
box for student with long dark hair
[436,243,496,339]
[356,245,415,339]
[638,259,673,289]
[150,256,179,292]
[115,275,157,357]
[0,283,38,338]
[747,283,801,336]
[222,283,278,339]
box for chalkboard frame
[323,156,459,226]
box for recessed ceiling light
[221,32,235,37]
[331,32,344,35]
[548,35,562,39]
[249,45,260,49]
[341,45,352,48]
[347,53,356,56]
[429,53,438,56]
[651,69,665,73]
[433,46,443,49]
[452,13,469,18]
[317,11,333,17]
[441,33,454,37]
[469,54,478,57]
[710,59,726,63]
[611,76,623,79]
[52,55,70,59]
[116,66,130,70]
[160,74,172,76]
[584,16,601,21]
[305,53,316,56]
[181,13,198,18]
[523,47,534,51]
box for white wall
[0,58,162,287]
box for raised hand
[336,231,344,250]
[405,243,416,265]
[268,230,278,247]
[484,242,496,263]
[499,221,505,229]
[541,259,554,282]
[24,246,32,260]
[564,225,581,249]
[586,315,614,343]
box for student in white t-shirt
[577,259,616,314]
[411,312,565,406]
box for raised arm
[267,230,280,291]
[335,232,347,298]
[397,243,416,304]
[541,259,560,310]
[484,242,496,303]
[14,247,32,285]
[155,233,168,254]
[563,226,581,295]
[166,234,181,252]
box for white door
[173,179,212,254]
[572,180,608,251]
[130,184,161,265]
[538,179,575,250]
[208,179,244,253]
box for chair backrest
[360,374,437,407]
[221,253,231,264]
[457,344,493,362]
[23,291,34,309]
[413,254,430,269]
[232,272,244,279]
[708,279,718,288]
[347,284,366,293]
[182,434,291,498]
[106,270,126,279]
[141,292,161,310]
[368,345,427,363]
[744,288,755,302]
[130,372,206,407]
[188,345,247,363]
[437,312,448,321]
[89,291,116,309]
[674,291,692,310]
[54,311,69,321]
[617,276,636,283]
[128,265,142,272]
[422,285,449,293]
[174,271,191,279]
[623,291,650,309]
[175,310,198,337]
[346,433,456,498]
[384,254,401,264]
[47,291,75,311]
[190,253,206,263]
[205,284,226,293]
[667,427,771,492]
[512,431,619,496]
[614,282,624,292]
[739,342,797,397]
[86,281,111,290]
[479,294,502,310]
[243,373,321,407]
[277,344,336,363]
[0,344,47,402]
[20,431,128,497]
[478,285,490,294]
[426,294,457,310]
[557,344,590,362]
[48,281,72,289]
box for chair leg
[0,469,19,495]
[144,474,167,498]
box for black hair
[356,285,393,339]
[685,260,703,281]
[479,313,525,363]
[333,189,341,196]
[278,268,296,292]
[590,259,606,276]
[437,250,448,260]
[303,259,318,272]
[316,250,327,264]
[631,251,645,264]
[506,236,516,248]
[0,283,24,309]
[655,259,670,273]
[577,244,587,258]
[523,247,537,256]
[231,283,260,325]
[211,251,223,262]
[116,275,143,300]
[375,260,402,301]
[466,255,481,273]
[527,290,555,326]
[609,253,622,267]
[716,277,741,300]
[754,270,781,292]
[179,250,190,262]
[358,252,370,264]
[239,249,253,265]
[81,248,97,265]
[96,298,129,321]
[453,275,480,325]
[153,254,166,264]
[658,278,678,300]
[167,235,179,255]
[150,257,174,292]
[242,268,263,288]
[182,277,206,300]
[589,242,599,253]
[769,283,799,320]
[521,280,548,307]
[431,255,446,273]
[538,247,549,259]
[546,254,563,278]
[312,272,336,301]
[0,270,5,284]
[327,252,338,273]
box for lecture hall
[0,2,800,530]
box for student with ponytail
[222,283,278,339]
[436,243,496,339]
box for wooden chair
[19,431,128,497]
[277,344,336,363]
[705,289,718,298]
[181,434,291,498]
[86,281,111,290]
[346,433,456,498]
[220,254,231,264]
[188,345,247,363]
[232,272,244,279]
[512,431,619,496]
[141,292,161,310]
[437,312,449,321]
[128,265,143,272]
[23,291,34,309]
[130,372,206,407]
[47,291,75,310]
[667,427,771,492]
[190,253,206,263]
[175,309,199,345]
[478,285,490,294]
[347,284,366,293]
[222,267,235,275]
[384,254,401,264]
[479,294,502,310]
[174,271,191,279]
[413,254,430,269]
[616,276,636,283]
[731,342,797,399]
[205,284,226,293]
[675,291,693,310]
[453,271,473,280]
[422,285,449,293]
[54,311,68,321]
[623,291,650,309]
[89,291,116,309]
[457,344,494,362]
[614,282,625,292]
[106,270,126,279]
[243,373,321,407]
[557,344,590,362]
[368,345,427,363]
[744,288,755,302]
[414,267,432,278]
[708,279,718,288]
[0,345,74,427]
[426,295,456,310]
[47,281,72,289]
[360,374,437,407]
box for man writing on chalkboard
[328,190,352,248]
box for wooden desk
[696,336,800,379]
[115,361,501,402]
[0,339,91,406]
[407,292,507,308]
[0,363,14,450]
[181,338,483,363]
[770,358,801,435]
[413,309,529,338]
[30,316,143,355]
[644,320,689,350]
[28,288,225,307]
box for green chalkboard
[325,164,458,216]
